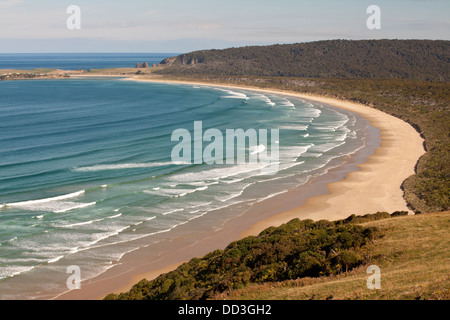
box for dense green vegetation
[105,212,407,300]
[158,40,449,81]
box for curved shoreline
[130,77,426,220]
[56,77,425,300]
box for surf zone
[171,121,280,175]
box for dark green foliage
[391,211,409,217]
[105,213,393,300]
[157,40,449,81]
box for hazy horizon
[0,0,449,53]
[1,38,448,55]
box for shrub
[106,213,389,300]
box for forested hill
[157,40,449,81]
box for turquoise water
[0,78,371,298]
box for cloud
[0,0,449,52]
[143,10,158,15]
[0,0,22,7]
[187,23,220,30]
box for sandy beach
[55,76,425,300]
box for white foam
[300,108,322,118]
[255,94,276,106]
[161,208,184,215]
[334,131,349,142]
[313,125,336,132]
[278,161,305,172]
[347,115,357,127]
[168,162,270,183]
[54,202,96,213]
[60,218,104,228]
[280,98,295,107]
[0,266,35,280]
[47,255,64,264]
[4,190,85,207]
[215,88,249,100]
[280,144,314,161]
[73,162,176,172]
[3,191,95,213]
[144,187,200,198]
[185,201,212,209]
[256,189,289,203]
[83,225,131,248]
[250,144,266,155]
[312,118,349,132]
[280,125,309,131]
[223,177,246,184]
[217,182,254,202]
[310,141,346,153]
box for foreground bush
[105,212,393,300]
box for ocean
[0,53,176,70]
[0,57,375,299]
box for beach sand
[56,77,425,300]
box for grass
[213,212,450,300]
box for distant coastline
[0,70,70,80]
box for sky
[0,0,448,53]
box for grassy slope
[214,212,450,300]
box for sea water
[0,78,373,298]
[0,53,176,70]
